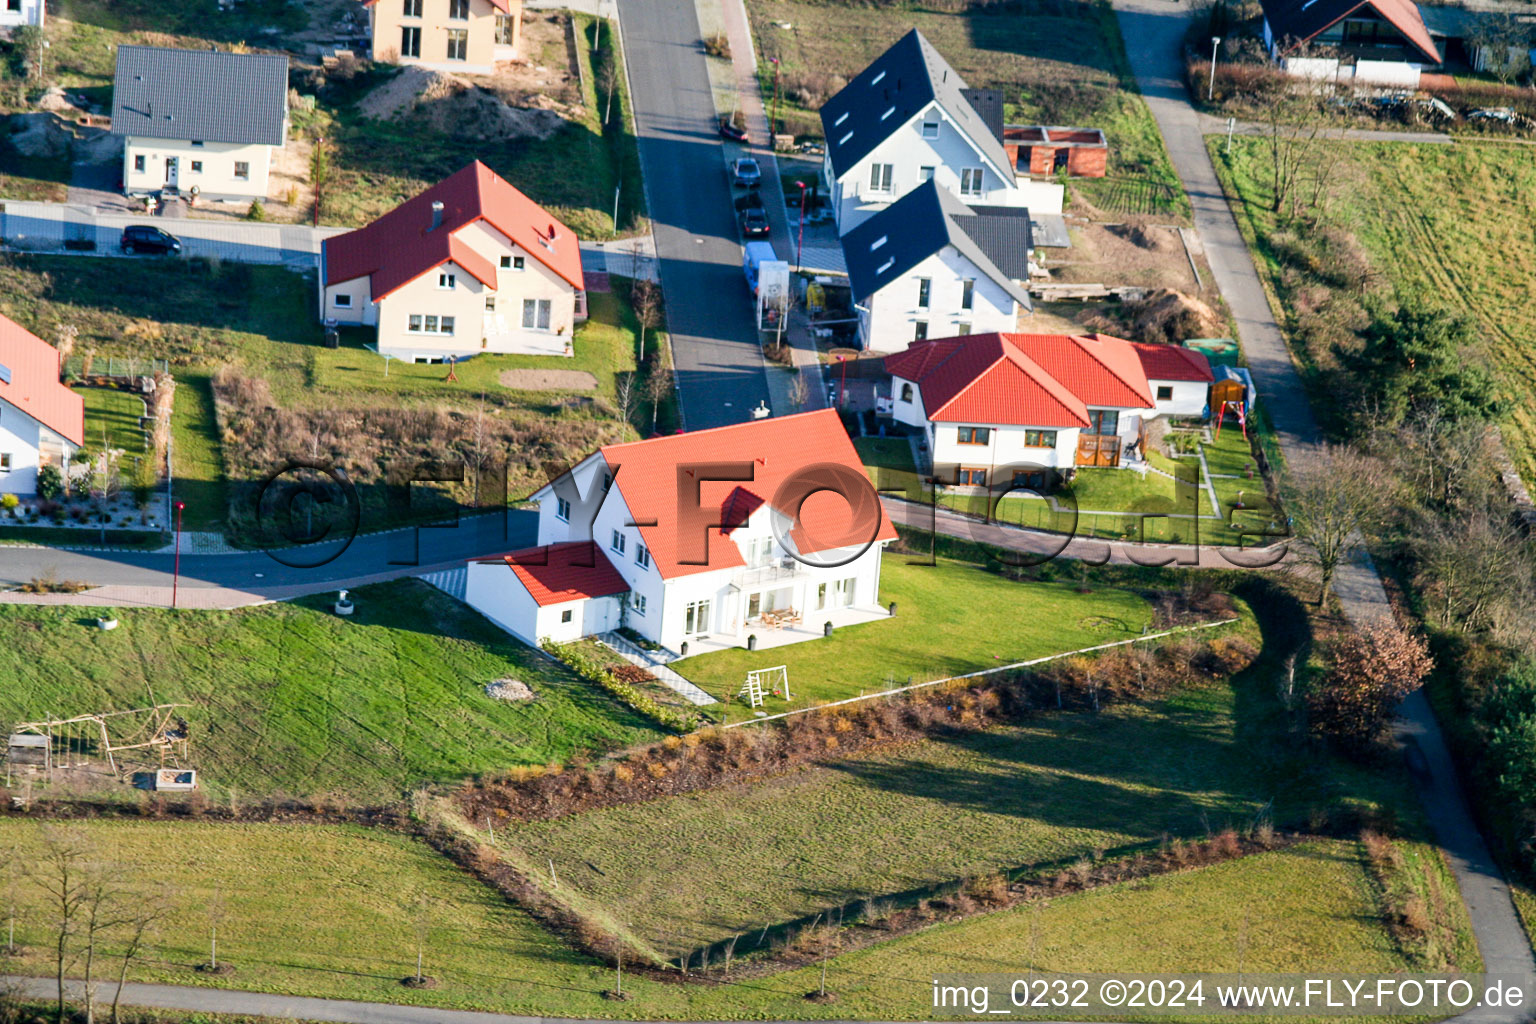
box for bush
[542,639,701,732]
[1309,622,1433,750]
[702,31,731,58]
[245,199,267,222]
[35,463,63,501]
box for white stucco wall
[862,246,1016,353]
[0,395,43,496]
[929,420,1079,479]
[0,0,44,28]
[123,137,277,200]
[830,101,1065,232]
[463,559,621,647]
[1149,379,1209,419]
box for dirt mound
[1107,216,1174,253]
[7,113,72,159]
[1128,288,1224,344]
[486,678,535,701]
[359,65,564,141]
[499,369,597,391]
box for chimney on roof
[431,200,444,231]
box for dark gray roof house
[111,45,290,146]
[818,29,1013,184]
[842,180,1033,309]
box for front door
[164,157,179,188]
[1075,434,1120,467]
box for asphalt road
[618,0,772,430]
[0,511,535,602]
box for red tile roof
[323,160,583,301]
[1131,342,1214,383]
[1261,0,1439,63]
[885,335,1089,427]
[476,541,629,607]
[597,409,897,580]
[885,332,1158,425]
[0,314,84,447]
[1009,333,1155,410]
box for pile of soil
[358,66,565,141]
[1129,288,1224,343]
[499,368,597,391]
[7,112,72,159]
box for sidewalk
[1113,0,1536,1009]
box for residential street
[1112,0,1536,1009]
[618,0,773,429]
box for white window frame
[438,271,456,290]
[556,496,571,521]
[961,278,975,311]
[445,28,468,61]
[0,453,11,472]
[630,593,647,616]
[233,161,250,181]
[867,163,893,194]
[610,529,626,555]
[959,167,984,197]
[635,544,650,569]
[522,298,552,330]
[916,277,931,309]
[333,293,353,308]
[921,121,939,140]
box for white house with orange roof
[463,410,899,656]
[886,332,1213,489]
[320,160,585,361]
[0,314,84,497]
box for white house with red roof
[463,410,899,655]
[320,161,585,362]
[0,314,84,497]
[886,332,1212,488]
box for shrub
[35,463,63,501]
[0,493,17,512]
[702,31,731,58]
[245,199,267,222]
[1309,622,1433,750]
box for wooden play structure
[6,703,194,785]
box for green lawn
[0,818,1421,1019]
[502,681,1280,958]
[1213,138,1536,484]
[0,579,661,799]
[747,0,1184,211]
[0,258,657,533]
[79,386,147,454]
[853,436,920,496]
[679,553,1152,714]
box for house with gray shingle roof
[112,45,290,202]
[818,29,1063,234]
[842,180,1035,353]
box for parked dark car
[120,225,182,256]
[718,117,749,143]
[739,205,770,238]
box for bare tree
[2,841,20,957]
[53,323,78,367]
[630,279,662,364]
[1259,90,1331,217]
[28,827,94,1024]
[88,428,123,544]
[410,895,431,985]
[613,371,641,428]
[205,883,227,972]
[1471,13,1532,85]
[457,395,495,505]
[1410,505,1536,639]
[644,363,673,432]
[77,869,133,1024]
[1282,444,1390,606]
[110,886,173,1024]
[787,371,810,410]
[599,46,620,125]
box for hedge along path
[721,616,1241,728]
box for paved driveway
[618,0,772,430]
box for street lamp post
[171,500,185,610]
[795,181,808,273]
[770,57,781,151]
[1208,37,1221,103]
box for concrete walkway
[597,630,718,705]
[1114,0,1535,1006]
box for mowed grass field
[0,818,1414,1018]
[747,0,1184,207]
[1216,139,1536,484]
[501,683,1274,957]
[0,580,661,799]
[679,554,1154,714]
